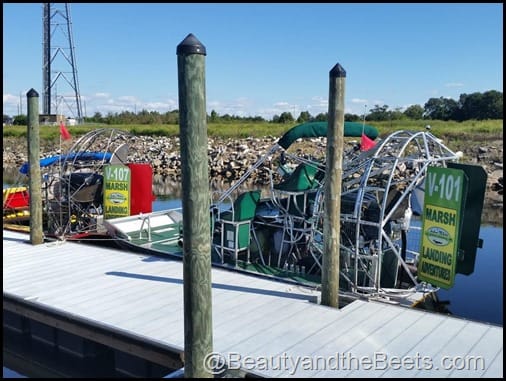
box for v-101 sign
[418,166,466,289]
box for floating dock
[3,229,503,378]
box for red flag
[59,121,71,140]
[360,133,376,151]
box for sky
[3,3,503,120]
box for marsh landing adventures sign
[103,164,131,219]
[418,166,466,289]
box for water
[2,368,26,378]
[436,224,503,325]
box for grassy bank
[3,119,503,144]
[373,119,503,149]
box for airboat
[103,121,483,307]
[3,128,143,240]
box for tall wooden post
[27,88,44,245]
[321,63,346,308]
[176,33,213,378]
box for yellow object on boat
[3,187,28,193]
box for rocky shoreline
[3,134,503,213]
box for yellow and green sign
[418,166,466,289]
[103,164,131,219]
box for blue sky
[3,3,503,120]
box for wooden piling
[176,33,213,378]
[27,89,43,245]
[321,63,346,308]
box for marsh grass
[3,119,502,144]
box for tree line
[4,90,502,126]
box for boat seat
[270,162,323,267]
[213,190,261,266]
[274,162,320,192]
[66,172,104,204]
[272,162,322,216]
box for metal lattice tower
[42,3,83,122]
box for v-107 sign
[418,166,466,289]
[103,164,131,219]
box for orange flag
[60,121,71,140]
[360,133,376,151]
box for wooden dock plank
[324,307,426,378]
[10,258,180,302]
[448,325,503,377]
[242,301,387,377]
[341,307,438,378]
[379,317,471,377]
[482,349,503,378]
[417,322,493,377]
[276,302,406,377]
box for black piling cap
[176,33,207,56]
[27,88,39,97]
[330,63,346,78]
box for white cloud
[3,93,23,116]
[3,94,18,104]
[444,82,464,88]
[144,101,178,112]
[94,92,110,98]
[2,90,388,120]
[208,100,221,108]
[117,95,139,103]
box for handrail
[138,214,152,241]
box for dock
[3,229,503,378]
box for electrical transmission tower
[42,3,83,123]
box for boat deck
[3,229,503,377]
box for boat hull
[3,187,30,224]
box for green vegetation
[3,120,502,145]
[373,119,504,152]
[373,118,503,136]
